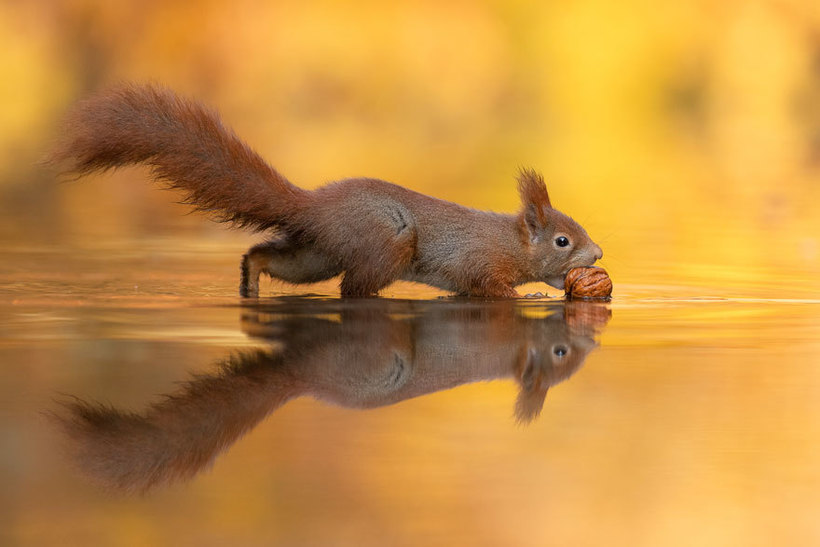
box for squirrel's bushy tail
[48,83,310,231]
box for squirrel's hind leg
[339,229,417,297]
[240,249,267,297]
[240,237,342,297]
[336,202,418,297]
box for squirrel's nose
[593,245,603,261]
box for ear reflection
[53,298,610,493]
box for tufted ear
[517,168,551,236]
[514,347,549,424]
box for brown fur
[52,299,610,492]
[49,83,603,297]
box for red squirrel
[49,83,603,297]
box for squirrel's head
[517,169,603,290]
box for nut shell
[564,266,612,300]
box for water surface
[1,244,818,546]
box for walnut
[564,266,612,300]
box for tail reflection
[54,299,610,493]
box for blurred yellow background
[1,4,820,547]
[1,0,818,295]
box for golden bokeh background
[1,0,818,294]
[1,2,820,547]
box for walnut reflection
[54,299,610,493]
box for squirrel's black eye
[555,236,570,248]
[553,345,568,357]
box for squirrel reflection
[55,299,609,493]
